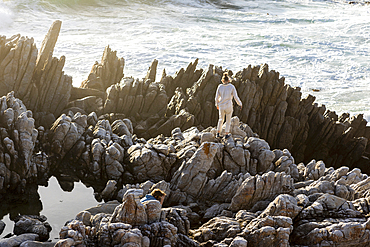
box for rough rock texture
[229,171,294,212]
[2,20,370,173]
[13,215,52,241]
[19,241,57,247]
[241,216,293,247]
[55,189,199,247]
[191,216,241,243]
[0,21,73,119]
[0,233,39,247]
[80,45,124,92]
[0,92,48,195]
[2,20,370,247]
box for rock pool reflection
[38,176,98,240]
[0,176,98,240]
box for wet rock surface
[1,20,370,246]
[13,215,52,242]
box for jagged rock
[351,176,370,199]
[0,21,73,119]
[258,194,302,219]
[0,92,48,193]
[34,20,61,77]
[160,207,190,235]
[0,35,37,99]
[143,200,162,224]
[110,189,148,226]
[229,116,250,139]
[0,233,39,247]
[229,236,248,247]
[50,112,87,157]
[294,162,368,200]
[126,142,176,182]
[235,210,257,228]
[291,218,370,246]
[58,188,187,247]
[273,148,299,182]
[176,233,200,247]
[19,241,57,247]
[296,193,363,220]
[13,215,52,242]
[191,216,241,243]
[240,216,293,247]
[246,137,275,174]
[56,220,90,247]
[100,180,117,201]
[140,221,178,247]
[3,24,370,247]
[85,200,120,215]
[66,96,103,117]
[80,45,124,91]
[116,181,154,203]
[203,203,231,220]
[170,142,219,199]
[75,211,92,226]
[199,171,250,204]
[229,171,294,212]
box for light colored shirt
[215,83,242,108]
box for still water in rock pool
[1,177,98,240]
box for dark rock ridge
[0,20,370,246]
[2,21,368,174]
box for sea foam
[0,2,13,31]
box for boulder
[170,142,219,199]
[13,215,52,242]
[0,234,39,247]
[191,216,241,243]
[241,216,293,247]
[110,189,147,226]
[229,171,294,212]
[19,241,57,247]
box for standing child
[215,72,242,138]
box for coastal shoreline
[1,20,370,246]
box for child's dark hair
[222,72,229,82]
[150,189,166,200]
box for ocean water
[0,0,369,121]
[1,177,98,240]
[0,0,369,240]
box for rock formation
[80,45,125,92]
[0,21,72,124]
[1,20,370,247]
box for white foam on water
[1,0,369,118]
[0,2,14,31]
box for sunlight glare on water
[0,0,369,121]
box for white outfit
[215,83,242,133]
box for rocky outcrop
[80,45,124,92]
[0,21,73,120]
[2,20,370,247]
[229,171,294,212]
[13,215,52,241]
[0,233,39,247]
[55,189,199,247]
[2,20,369,172]
[84,56,370,172]
[0,92,48,195]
